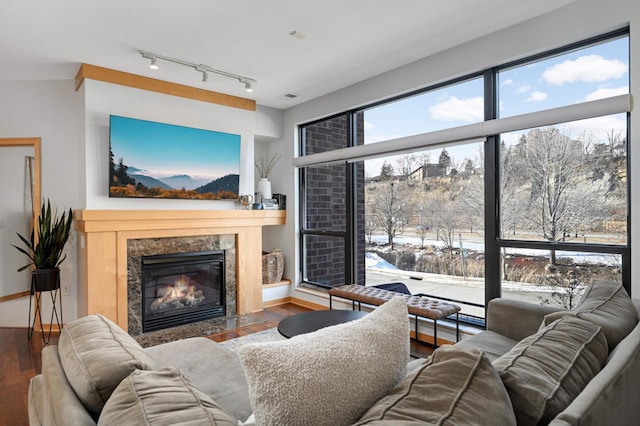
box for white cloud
[568,115,627,140]
[526,91,548,102]
[364,121,375,130]
[429,96,483,122]
[515,85,531,94]
[502,79,513,86]
[584,86,629,101]
[542,55,627,85]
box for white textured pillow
[238,296,410,426]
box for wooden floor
[0,302,433,426]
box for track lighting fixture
[139,50,256,92]
[140,51,159,70]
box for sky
[110,115,241,180]
[363,35,629,177]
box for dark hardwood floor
[0,302,433,426]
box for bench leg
[433,319,438,349]
[456,312,460,342]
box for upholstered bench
[329,284,461,347]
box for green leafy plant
[12,199,73,271]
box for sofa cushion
[237,296,410,426]
[544,280,638,351]
[58,314,157,419]
[493,316,608,426]
[353,345,517,425]
[145,337,252,422]
[98,367,236,426]
[455,330,519,362]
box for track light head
[140,50,159,70]
[201,71,208,82]
[244,81,253,92]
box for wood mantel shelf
[74,209,286,330]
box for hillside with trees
[365,127,626,298]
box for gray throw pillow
[237,296,410,426]
[98,367,236,425]
[354,345,517,425]
[58,314,157,418]
[543,280,638,351]
[493,316,608,426]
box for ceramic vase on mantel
[258,178,272,199]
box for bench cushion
[330,284,460,319]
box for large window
[299,30,630,323]
[495,34,629,307]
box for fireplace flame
[150,275,206,311]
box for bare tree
[509,127,605,263]
[414,206,430,248]
[395,154,417,180]
[418,152,432,168]
[371,182,409,250]
[538,270,584,309]
[432,196,461,259]
[364,210,377,245]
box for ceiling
[0,0,578,109]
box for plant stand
[28,274,63,344]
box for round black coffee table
[277,310,368,338]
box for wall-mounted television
[109,115,240,200]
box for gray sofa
[459,296,640,425]
[28,281,640,425]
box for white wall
[0,77,282,324]
[0,80,84,325]
[83,79,257,210]
[277,0,640,307]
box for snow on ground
[365,252,398,270]
[370,234,619,266]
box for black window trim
[298,27,631,299]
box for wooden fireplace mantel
[74,209,286,330]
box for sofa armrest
[486,298,562,341]
[40,346,96,426]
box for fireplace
[141,250,225,332]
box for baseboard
[262,296,326,311]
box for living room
[0,0,639,424]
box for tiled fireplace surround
[74,210,286,338]
[126,234,237,337]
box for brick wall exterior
[302,113,365,287]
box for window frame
[298,28,631,305]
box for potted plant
[255,153,281,199]
[12,199,73,292]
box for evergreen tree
[438,149,452,175]
[379,161,394,180]
[115,157,136,186]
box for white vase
[258,178,272,199]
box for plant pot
[32,267,60,292]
